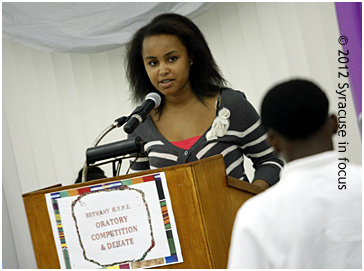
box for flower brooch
[206,107,230,141]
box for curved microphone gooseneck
[81,92,161,182]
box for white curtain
[3,2,215,53]
[3,2,362,268]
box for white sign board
[45,172,183,269]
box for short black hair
[260,79,329,140]
[125,13,227,114]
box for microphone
[124,92,161,134]
[86,136,144,165]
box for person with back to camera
[228,79,362,268]
[125,13,284,189]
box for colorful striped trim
[52,199,71,269]
[50,175,161,200]
[101,255,179,269]
[50,173,179,269]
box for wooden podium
[23,155,264,269]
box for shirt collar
[280,150,338,182]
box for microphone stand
[81,116,128,183]
[81,92,159,182]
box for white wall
[2,3,361,268]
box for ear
[267,130,281,153]
[328,114,338,134]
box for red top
[171,136,201,150]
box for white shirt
[228,151,362,269]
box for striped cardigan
[128,88,284,186]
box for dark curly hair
[261,79,329,140]
[125,13,228,114]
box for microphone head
[146,92,161,108]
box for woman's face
[142,34,192,98]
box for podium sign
[45,172,183,269]
[23,155,264,268]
